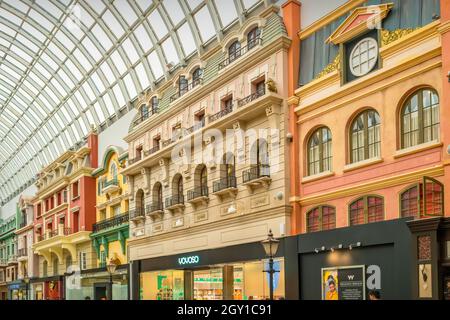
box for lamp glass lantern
[106,259,118,275]
[261,230,280,258]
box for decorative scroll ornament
[266,78,278,93]
[315,55,340,80]
[381,28,419,46]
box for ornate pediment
[327,3,393,45]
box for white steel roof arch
[0,0,269,205]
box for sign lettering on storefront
[178,255,200,266]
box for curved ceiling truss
[0,0,271,205]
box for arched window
[228,40,241,63]
[308,127,332,175]
[151,182,163,212]
[170,174,184,206]
[141,104,149,120]
[179,76,188,95]
[110,163,117,180]
[43,260,48,277]
[223,153,236,181]
[349,196,384,226]
[66,255,72,269]
[306,206,336,233]
[53,257,58,275]
[350,110,380,163]
[135,189,145,216]
[200,165,208,194]
[151,96,159,113]
[400,177,443,218]
[247,27,261,49]
[192,68,203,87]
[401,89,439,148]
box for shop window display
[140,259,285,300]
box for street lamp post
[261,230,280,300]
[24,277,30,301]
[106,258,118,301]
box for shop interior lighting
[349,242,362,250]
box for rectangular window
[79,252,87,270]
[72,181,79,199]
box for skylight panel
[161,37,179,65]
[194,6,215,43]
[122,38,140,64]
[148,10,168,40]
[35,0,62,19]
[113,0,138,26]
[176,23,196,56]
[100,61,115,85]
[112,83,126,107]
[81,37,103,62]
[110,51,127,75]
[103,9,126,39]
[135,0,152,13]
[15,34,40,54]
[73,48,93,72]
[134,24,153,52]
[242,0,260,10]
[135,62,150,90]
[123,73,137,98]
[187,0,203,11]
[92,24,113,51]
[55,30,76,51]
[163,0,184,25]
[102,93,115,116]
[87,0,106,15]
[94,102,106,123]
[29,9,53,32]
[214,0,238,27]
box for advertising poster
[322,266,365,300]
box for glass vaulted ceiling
[0,0,267,205]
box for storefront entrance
[94,283,108,300]
[140,259,285,300]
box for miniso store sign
[178,255,200,266]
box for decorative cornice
[298,165,445,207]
[124,36,291,143]
[381,28,419,46]
[299,0,366,40]
[128,205,292,247]
[314,55,340,80]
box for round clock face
[349,37,379,77]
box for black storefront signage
[177,255,200,266]
[322,266,365,300]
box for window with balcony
[247,27,261,50]
[349,196,384,226]
[188,165,208,202]
[228,40,241,63]
[166,174,184,208]
[192,67,203,87]
[149,182,163,214]
[244,139,270,183]
[179,76,189,96]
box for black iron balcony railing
[238,87,266,108]
[129,208,145,220]
[146,203,164,214]
[129,154,143,165]
[185,118,205,135]
[19,220,27,229]
[209,104,234,123]
[102,177,119,189]
[18,248,27,257]
[165,194,184,208]
[0,258,7,265]
[46,228,71,239]
[92,212,129,233]
[170,78,203,103]
[144,145,160,157]
[218,38,262,70]
[133,105,159,127]
[243,165,270,183]
[213,176,237,193]
[187,186,209,201]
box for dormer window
[247,27,261,50]
[179,76,188,96]
[141,104,149,120]
[228,41,241,63]
[150,96,159,113]
[192,68,203,87]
